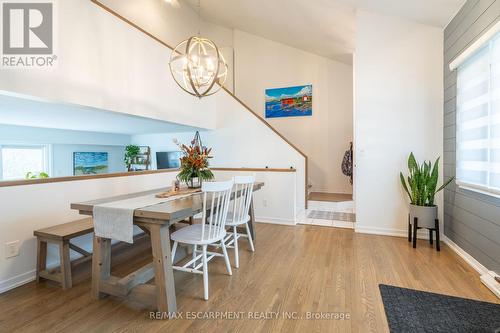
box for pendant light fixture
[169,0,228,98]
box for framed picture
[73,152,109,175]
[265,84,312,118]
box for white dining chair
[224,175,255,268]
[170,179,233,301]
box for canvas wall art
[265,84,312,118]
[73,152,109,175]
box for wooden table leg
[91,235,111,299]
[248,200,256,243]
[150,224,177,314]
[59,240,72,290]
[36,239,47,282]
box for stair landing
[308,192,352,202]
[298,192,355,228]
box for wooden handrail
[0,169,178,188]
[0,167,296,188]
[88,0,308,208]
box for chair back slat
[232,175,255,224]
[201,180,234,241]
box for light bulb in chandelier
[169,36,228,98]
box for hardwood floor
[0,223,497,333]
[308,192,353,202]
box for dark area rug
[379,284,500,333]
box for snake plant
[400,153,454,206]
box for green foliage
[177,166,214,187]
[124,145,141,169]
[400,152,454,206]
[25,171,49,179]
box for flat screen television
[156,151,182,169]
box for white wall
[213,170,297,224]
[0,0,217,130]
[233,30,353,194]
[354,10,444,236]
[213,91,306,210]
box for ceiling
[186,0,465,65]
[0,92,200,135]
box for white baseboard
[441,236,488,274]
[354,225,430,240]
[442,235,500,299]
[0,270,36,294]
[480,271,500,299]
[255,216,296,226]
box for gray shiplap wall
[444,0,500,272]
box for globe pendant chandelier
[169,1,228,98]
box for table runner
[93,193,191,243]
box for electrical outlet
[263,199,268,207]
[5,241,20,258]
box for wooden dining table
[70,182,264,314]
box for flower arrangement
[174,134,214,188]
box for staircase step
[307,200,354,212]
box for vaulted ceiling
[186,0,465,64]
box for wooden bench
[34,218,94,290]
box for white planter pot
[409,204,437,229]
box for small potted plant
[25,171,49,179]
[174,135,214,188]
[124,145,140,171]
[400,153,454,228]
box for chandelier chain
[197,0,201,36]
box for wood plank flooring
[308,192,353,202]
[0,223,497,333]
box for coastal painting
[73,152,108,175]
[265,85,312,118]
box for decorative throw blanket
[93,193,190,243]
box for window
[456,31,500,197]
[0,145,50,181]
